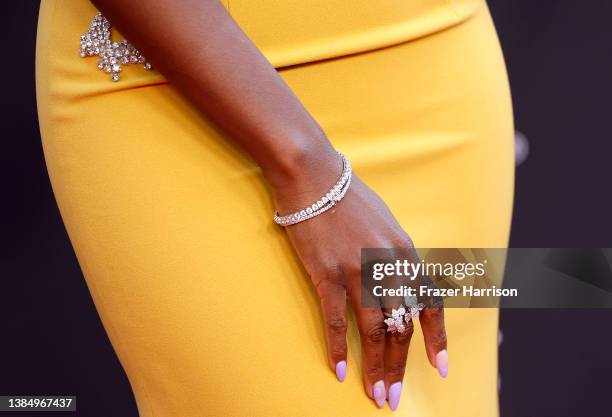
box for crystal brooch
[80,12,153,81]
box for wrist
[273,151,352,226]
[264,141,344,215]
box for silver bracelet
[273,152,352,226]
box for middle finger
[383,305,413,411]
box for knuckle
[365,324,387,345]
[326,315,348,335]
[392,328,413,344]
[344,260,362,277]
[386,364,406,378]
[422,306,446,321]
[427,307,444,320]
[404,320,415,334]
[331,345,348,358]
[317,259,361,283]
[321,260,343,279]
[430,332,448,348]
[366,365,384,378]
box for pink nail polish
[436,349,449,378]
[373,380,386,408]
[388,382,402,411]
[335,361,347,382]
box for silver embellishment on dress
[80,12,153,81]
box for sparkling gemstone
[80,12,151,81]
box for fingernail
[388,382,402,411]
[436,349,449,378]
[335,361,347,382]
[373,380,386,408]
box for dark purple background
[2,1,611,416]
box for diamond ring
[383,302,425,335]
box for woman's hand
[273,155,449,411]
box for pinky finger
[419,307,448,378]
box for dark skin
[91,0,448,409]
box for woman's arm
[90,0,448,409]
[90,0,340,209]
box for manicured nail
[388,382,402,411]
[373,380,386,408]
[335,361,347,382]
[436,349,449,378]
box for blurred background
[2,1,611,416]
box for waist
[39,0,483,69]
[227,0,483,67]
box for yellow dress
[36,0,514,416]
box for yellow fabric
[36,0,514,416]
[227,0,482,67]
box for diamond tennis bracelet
[273,152,352,226]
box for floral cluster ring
[383,303,425,335]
